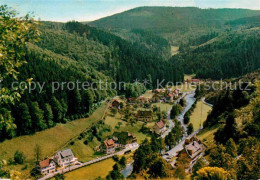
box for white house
[39,159,56,174]
[54,149,78,167]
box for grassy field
[142,90,154,99]
[67,137,102,162]
[153,102,172,112]
[0,103,108,177]
[65,158,115,180]
[197,125,219,146]
[190,101,212,131]
[104,113,149,144]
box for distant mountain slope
[90,7,260,33]
[176,27,260,79]
[226,15,260,26]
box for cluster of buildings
[151,88,180,103]
[39,149,78,175]
[100,132,137,154]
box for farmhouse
[101,139,116,154]
[136,110,153,121]
[184,137,206,159]
[154,120,167,134]
[54,149,78,167]
[39,159,56,174]
[113,132,137,148]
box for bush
[187,124,194,135]
[14,151,25,164]
[119,156,126,168]
[112,155,119,162]
[83,140,88,145]
[184,114,190,124]
[70,141,75,145]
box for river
[121,91,196,177]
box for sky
[1,0,260,22]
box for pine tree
[51,97,63,123]
[225,138,237,158]
[18,103,32,134]
[43,103,54,127]
[30,102,47,132]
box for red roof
[168,93,174,98]
[39,159,51,168]
[104,139,115,148]
[156,120,165,129]
[190,79,200,83]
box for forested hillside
[0,18,184,140]
[89,7,260,44]
[175,27,260,79]
[90,7,260,33]
[193,71,260,179]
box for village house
[111,100,121,109]
[101,139,116,154]
[39,158,56,175]
[154,120,167,134]
[137,96,148,104]
[190,79,200,84]
[113,132,137,148]
[173,89,180,97]
[164,93,174,103]
[54,149,78,168]
[136,110,153,121]
[127,97,136,104]
[184,137,206,159]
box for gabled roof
[156,120,165,129]
[104,139,115,148]
[185,140,205,159]
[39,159,54,168]
[57,149,74,160]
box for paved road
[201,97,213,107]
[162,129,202,160]
[162,91,199,161]
[38,143,139,180]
